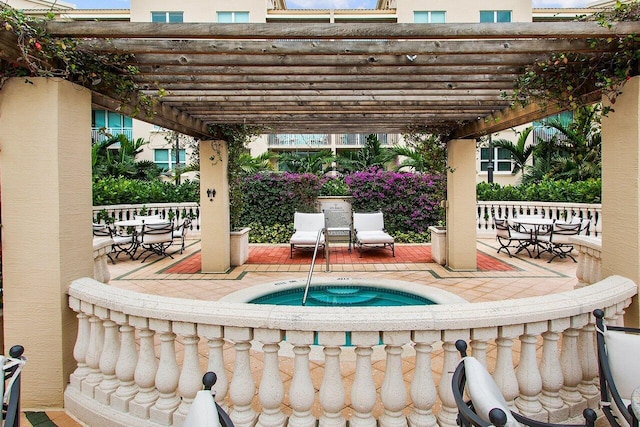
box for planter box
[230,227,251,266]
[429,226,447,266]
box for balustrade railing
[477,201,602,237]
[572,236,602,288]
[93,203,200,234]
[94,201,602,241]
[66,275,636,427]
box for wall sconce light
[207,188,216,201]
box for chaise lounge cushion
[355,230,394,244]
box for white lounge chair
[289,212,326,258]
[353,211,395,257]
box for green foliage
[491,127,535,177]
[277,150,336,174]
[93,176,199,205]
[335,135,394,173]
[525,105,601,184]
[319,176,349,196]
[92,134,162,180]
[246,222,294,244]
[393,133,448,174]
[508,1,640,110]
[0,7,156,115]
[476,178,601,203]
[393,231,431,244]
[239,173,322,228]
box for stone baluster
[437,331,469,427]
[318,331,346,427]
[96,316,121,405]
[575,249,586,287]
[149,319,180,426]
[408,331,439,427]
[255,329,286,427]
[577,319,600,408]
[129,319,159,420]
[111,315,139,413]
[69,309,91,390]
[174,323,203,426]
[380,331,409,427]
[287,330,316,427]
[539,319,569,423]
[227,326,258,427]
[493,326,522,410]
[92,238,111,283]
[200,325,229,411]
[470,327,495,368]
[515,322,545,420]
[560,315,588,417]
[82,313,105,397]
[350,331,378,427]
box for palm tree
[491,126,535,179]
[237,151,278,174]
[391,134,447,174]
[336,134,393,173]
[524,105,601,183]
[277,150,335,174]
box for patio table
[512,217,554,258]
[113,218,171,259]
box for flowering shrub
[346,168,445,234]
[239,172,322,227]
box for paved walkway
[27,237,579,426]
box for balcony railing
[336,133,398,146]
[66,271,636,427]
[91,127,134,143]
[93,203,200,233]
[267,134,330,147]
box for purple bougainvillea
[346,168,445,234]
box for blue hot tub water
[249,285,436,307]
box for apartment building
[8,0,592,184]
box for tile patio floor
[27,237,580,426]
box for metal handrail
[302,228,325,306]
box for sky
[69,0,593,9]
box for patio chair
[289,212,326,258]
[352,211,395,257]
[494,218,532,258]
[452,340,597,427]
[172,217,193,254]
[3,345,26,427]
[184,372,235,427]
[593,309,640,427]
[92,223,135,263]
[537,222,581,263]
[136,222,175,262]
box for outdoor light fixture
[206,188,216,201]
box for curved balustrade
[572,236,603,288]
[65,275,636,427]
[477,201,602,237]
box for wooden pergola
[12,20,637,139]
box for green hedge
[93,177,199,205]
[476,178,601,203]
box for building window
[480,147,513,172]
[154,149,186,171]
[217,12,250,23]
[151,12,184,23]
[414,11,446,23]
[480,10,511,23]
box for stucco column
[601,76,640,326]
[446,139,477,270]
[199,140,231,272]
[0,78,93,406]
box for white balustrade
[572,236,602,287]
[477,201,601,237]
[65,275,636,427]
[93,202,200,234]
